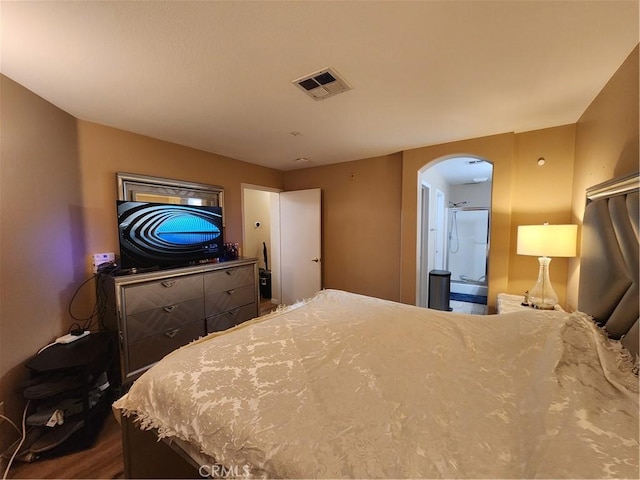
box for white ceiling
[428,157,493,185]
[1,1,638,173]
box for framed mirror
[117,172,224,223]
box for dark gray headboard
[578,172,639,359]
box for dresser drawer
[204,284,256,316]
[126,298,205,342]
[204,265,254,295]
[206,304,257,333]
[127,320,204,373]
[123,275,203,315]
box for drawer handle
[165,328,179,338]
[226,289,236,295]
[163,305,177,313]
[161,280,176,288]
[225,270,236,276]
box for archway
[417,156,493,313]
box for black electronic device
[117,201,224,270]
[260,241,272,299]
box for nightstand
[496,293,530,313]
[497,293,564,313]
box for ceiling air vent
[293,68,352,101]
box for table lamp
[517,223,577,309]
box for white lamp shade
[517,224,577,258]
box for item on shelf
[22,374,84,400]
[29,419,85,454]
[224,242,240,260]
[26,372,109,427]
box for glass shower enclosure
[446,207,490,302]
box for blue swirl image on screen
[118,201,223,268]
[155,214,220,244]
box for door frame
[416,155,493,307]
[241,183,283,305]
[418,182,431,308]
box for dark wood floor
[6,413,124,479]
[260,297,276,316]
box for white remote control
[55,331,90,344]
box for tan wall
[401,133,516,310]
[77,121,284,265]
[283,154,403,302]
[0,75,82,450]
[568,45,639,310]
[508,125,576,307]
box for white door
[434,189,445,269]
[280,189,322,304]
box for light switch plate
[92,252,115,273]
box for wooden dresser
[101,258,258,384]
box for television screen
[117,201,224,270]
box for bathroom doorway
[417,156,493,314]
[446,207,490,304]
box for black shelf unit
[21,332,117,460]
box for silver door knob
[311,257,320,263]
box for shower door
[446,208,489,298]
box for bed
[113,173,639,479]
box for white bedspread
[113,289,639,479]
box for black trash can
[259,268,272,299]
[428,270,452,311]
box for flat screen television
[117,201,224,270]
